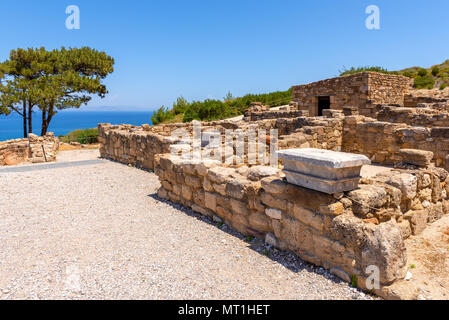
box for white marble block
[277,148,370,194]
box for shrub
[440,83,448,90]
[172,96,190,115]
[432,66,440,76]
[151,105,174,125]
[62,128,99,144]
[417,68,428,77]
[402,71,415,78]
[414,76,435,89]
[339,66,390,76]
[182,99,238,123]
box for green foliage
[440,83,448,90]
[402,71,415,78]
[61,128,98,144]
[172,96,190,115]
[414,76,435,89]
[431,66,440,76]
[0,47,114,136]
[410,264,416,269]
[151,105,175,125]
[351,274,358,288]
[339,66,390,76]
[150,88,292,125]
[225,89,292,114]
[182,99,238,123]
[417,68,428,77]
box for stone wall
[153,153,449,294]
[342,116,449,168]
[377,106,449,126]
[98,115,344,170]
[0,133,59,166]
[292,72,413,117]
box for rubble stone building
[292,72,413,117]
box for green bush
[339,66,390,76]
[440,83,448,90]
[225,89,292,114]
[414,76,435,89]
[172,96,190,115]
[402,71,415,78]
[149,89,292,124]
[151,105,174,125]
[182,99,238,123]
[62,128,99,144]
[417,68,428,77]
[432,66,440,76]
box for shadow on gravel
[147,193,350,288]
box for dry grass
[58,144,100,151]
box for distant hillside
[340,60,449,90]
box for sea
[0,110,153,141]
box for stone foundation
[151,152,449,295]
[0,133,59,166]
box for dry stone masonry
[98,72,449,299]
[292,72,413,118]
[0,133,59,166]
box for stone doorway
[318,96,331,116]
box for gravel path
[0,154,374,300]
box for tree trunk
[41,103,54,136]
[41,106,47,136]
[22,100,27,138]
[27,101,33,135]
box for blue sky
[0,0,448,111]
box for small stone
[405,271,412,281]
[265,208,282,220]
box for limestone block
[293,205,324,232]
[281,216,314,253]
[185,175,202,189]
[277,148,370,194]
[204,192,217,211]
[225,179,250,200]
[247,166,281,181]
[208,166,236,184]
[248,212,272,233]
[428,202,443,223]
[399,149,433,167]
[230,198,249,216]
[360,223,407,284]
[404,210,428,235]
[265,208,282,220]
[213,183,227,196]
[181,185,193,201]
[261,192,288,211]
[196,159,221,176]
[348,185,387,217]
[260,176,288,195]
[386,173,417,200]
[397,220,412,240]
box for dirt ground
[381,214,449,299]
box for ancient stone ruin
[98,72,449,299]
[0,133,59,166]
